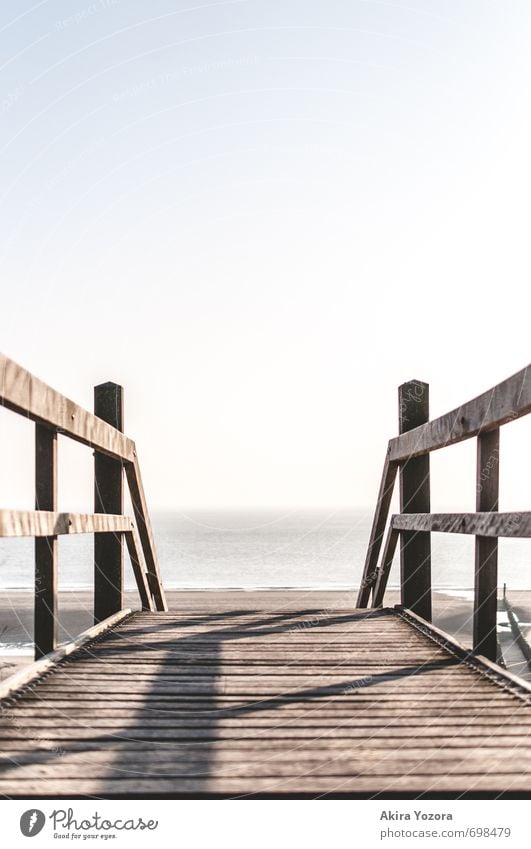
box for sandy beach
[2,588,531,684]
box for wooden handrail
[357,363,531,662]
[0,510,135,536]
[372,512,531,608]
[0,353,167,658]
[1,353,135,461]
[389,365,530,462]
[391,511,531,537]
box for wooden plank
[391,511,531,537]
[0,734,521,753]
[2,688,505,704]
[389,364,531,461]
[34,423,58,660]
[398,379,431,620]
[47,658,453,672]
[396,606,531,695]
[474,428,500,662]
[372,526,399,607]
[4,704,518,719]
[125,455,167,611]
[124,528,155,612]
[0,610,132,700]
[0,773,529,795]
[94,382,124,623]
[356,456,398,605]
[26,681,511,697]
[4,753,531,781]
[503,594,531,669]
[1,707,526,728]
[2,604,531,799]
[0,353,135,461]
[0,724,529,741]
[63,656,450,668]
[4,753,531,780]
[0,510,135,537]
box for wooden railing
[357,365,531,661]
[0,354,167,659]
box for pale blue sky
[0,0,530,511]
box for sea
[1,509,530,592]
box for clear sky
[0,0,530,512]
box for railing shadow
[0,608,461,796]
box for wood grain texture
[372,527,399,607]
[398,379,431,621]
[391,511,531,537]
[125,456,167,611]
[474,429,500,661]
[0,353,135,461]
[94,382,124,623]
[34,424,58,659]
[1,599,530,798]
[0,610,132,701]
[389,364,531,462]
[356,456,398,606]
[0,511,135,537]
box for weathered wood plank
[2,605,530,798]
[0,735,522,754]
[0,353,135,461]
[356,456,398,605]
[3,705,519,719]
[125,456,167,611]
[34,423,58,659]
[0,773,529,794]
[0,610,132,700]
[398,379,431,620]
[23,681,517,697]
[396,606,531,695]
[124,527,155,612]
[389,364,531,461]
[0,510,135,537]
[372,526,399,607]
[474,429,500,662]
[2,714,529,731]
[0,726,529,741]
[391,511,531,537]
[3,754,531,782]
[94,382,124,622]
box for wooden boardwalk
[1,356,531,798]
[1,595,531,798]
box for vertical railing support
[474,428,499,660]
[35,424,58,659]
[94,382,124,623]
[398,380,432,621]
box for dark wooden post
[35,424,58,659]
[473,428,499,660]
[94,382,124,623]
[398,380,432,621]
